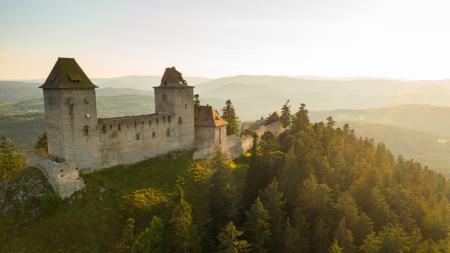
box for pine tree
[138,215,166,253]
[194,94,200,107]
[216,221,251,253]
[280,100,291,130]
[244,197,271,253]
[258,178,286,250]
[330,240,344,253]
[281,218,309,253]
[222,99,239,135]
[209,151,236,235]
[0,136,26,180]
[121,218,136,253]
[167,177,200,253]
[35,132,48,152]
[291,103,310,133]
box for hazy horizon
[2,0,450,80]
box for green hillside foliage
[1,105,450,252]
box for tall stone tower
[40,58,98,167]
[154,67,195,149]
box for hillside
[5,76,450,121]
[310,104,450,137]
[1,114,450,252]
[0,76,209,103]
[195,76,450,120]
[346,122,450,177]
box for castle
[30,58,280,197]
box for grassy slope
[0,151,247,253]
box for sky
[1,0,450,80]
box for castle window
[168,116,171,123]
[185,104,187,109]
[166,128,170,137]
[156,118,159,124]
[136,133,140,140]
[164,81,167,86]
[152,131,156,138]
[163,94,166,100]
[102,125,107,133]
[178,117,182,124]
[149,121,152,126]
[83,125,89,136]
[134,122,137,128]
[163,116,166,123]
[110,125,113,130]
[68,74,81,83]
[118,124,121,131]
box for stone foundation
[27,151,85,198]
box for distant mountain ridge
[4,75,450,120]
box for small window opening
[142,122,144,125]
[156,118,159,124]
[185,104,187,109]
[136,133,140,140]
[118,124,121,131]
[166,128,170,137]
[134,122,137,128]
[152,131,156,138]
[149,121,152,126]
[83,125,89,136]
[178,116,183,124]
[110,125,113,130]
[163,94,166,100]
[102,125,107,133]
[168,116,171,123]
[163,116,166,123]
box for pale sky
[1,0,450,80]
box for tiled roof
[195,105,228,127]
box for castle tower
[40,58,98,166]
[154,67,195,149]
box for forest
[1,102,450,253]
[110,103,450,252]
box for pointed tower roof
[160,67,188,87]
[40,58,97,89]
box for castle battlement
[31,58,277,198]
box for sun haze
[1,0,450,80]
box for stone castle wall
[93,112,194,170]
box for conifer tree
[330,240,344,253]
[167,177,200,253]
[194,94,200,107]
[35,132,48,153]
[291,103,310,133]
[216,221,250,253]
[0,136,26,180]
[244,197,271,253]
[280,100,291,130]
[258,178,286,250]
[209,151,236,235]
[122,218,136,253]
[222,99,239,136]
[138,215,166,253]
